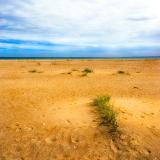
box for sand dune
[0,59,160,160]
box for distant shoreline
[0,56,160,60]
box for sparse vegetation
[93,96,110,107]
[29,69,37,73]
[83,68,93,73]
[117,70,125,74]
[29,70,43,73]
[93,96,118,132]
[133,86,139,89]
[81,68,93,76]
[117,70,130,75]
[72,69,78,71]
[67,72,72,74]
[81,73,88,77]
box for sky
[0,0,160,57]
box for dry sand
[0,59,160,160]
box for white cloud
[0,0,160,48]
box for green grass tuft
[93,96,110,107]
[81,68,93,76]
[93,96,118,132]
[82,68,93,73]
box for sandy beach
[0,59,160,160]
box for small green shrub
[98,105,118,132]
[83,68,93,73]
[93,96,110,107]
[81,68,93,77]
[92,96,118,132]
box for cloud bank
[0,0,160,57]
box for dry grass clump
[29,69,37,73]
[72,69,79,71]
[81,73,88,77]
[117,70,130,75]
[117,70,125,74]
[29,69,43,73]
[93,96,118,133]
[133,86,139,89]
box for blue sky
[0,0,160,57]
